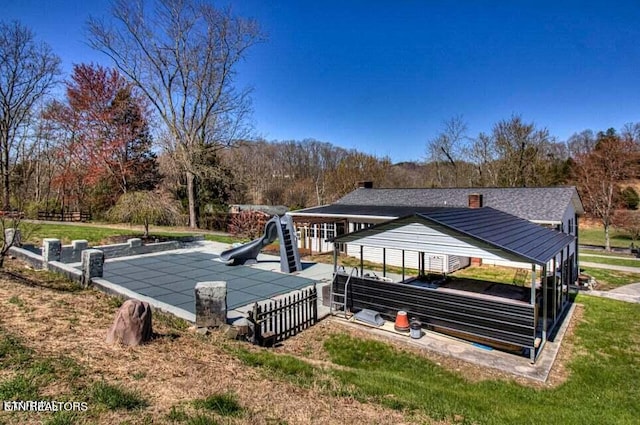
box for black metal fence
[333,273,537,351]
[248,286,318,346]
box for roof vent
[358,181,373,189]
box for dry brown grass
[0,258,437,425]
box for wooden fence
[0,211,24,219]
[248,286,318,346]
[37,211,91,222]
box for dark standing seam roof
[323,187,584,222]
[332,207,575,265]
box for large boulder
[106,300,153,346]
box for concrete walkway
[585,283,640,304]
[580,261,640,273]
[576,260,640,303]
[334,303,576,383]
[580,253,640,261]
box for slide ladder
[277,215,302,273]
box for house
[229,204,288,216]
[288,184,584,276]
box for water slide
[220,216,280,265]
[219,215,302,273]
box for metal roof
[327,186,584,222]
[332,207,575,265]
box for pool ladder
[330,267,358,318]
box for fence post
[4,228,21,247]
[42,238,61,269]
[250,302,261,344]
[312,285,318,324]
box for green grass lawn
[237,295,640,425]
[580,249,635,258]
[579,226,633,248]
[18,222,239,245]
[581,267,640,289]
[19,222,128,245]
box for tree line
[1,0,639,251]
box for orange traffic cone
[394,310,410,332]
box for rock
[106,300,153,346]
[220,324,238,340]
[195,327,209,335]
[232,317,251,338]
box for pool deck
[89,241,335,323]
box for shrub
[620,186,639,210]
[227,210,267,240]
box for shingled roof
[327,186,583,223]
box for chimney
[358,181,373,189]
[468,193,483,209]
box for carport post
[359,245,364,276]
[383,248,386,277]
[560,248,566,305]
[530,264,536,362]
[542,264,548,342]
[401,250,405,281]
[530,264,536,305]
[552,256,558,322]
[333,243,338,273]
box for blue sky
[4,1,640,162]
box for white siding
[449,255,470,271]
[348,222,526,264]
[295,225,333,253]
[345,244,468,273]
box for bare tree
[568,130,597,157]
[468,132,499,187]
[0,21,61,211]
[572,129,639,250]
[492,115,551,187]
[622,122,640,144]
[88,0,263,228]
[426,116,468,187]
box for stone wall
[8,246,44,269]
[60,240,89,263]
[93,239,180,260]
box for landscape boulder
[106,300,153,346]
